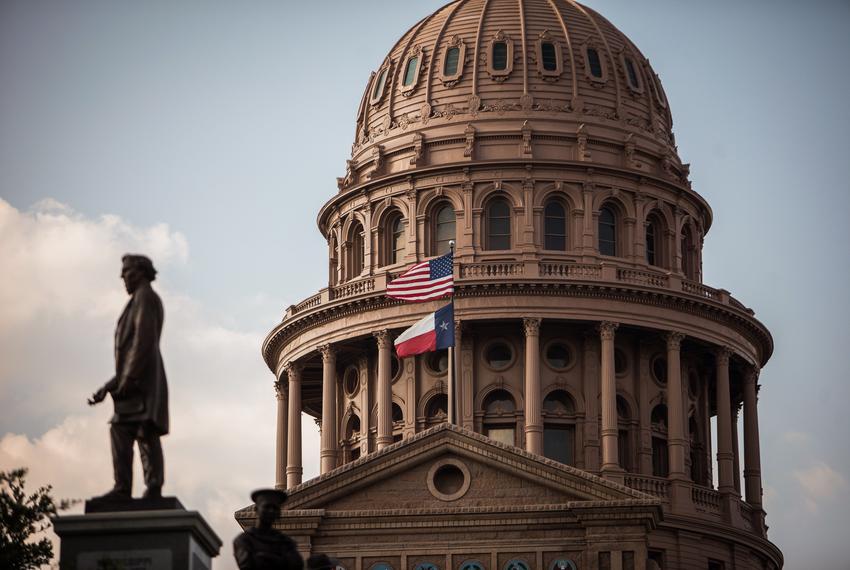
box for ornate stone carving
[665,331,685,351]
[598,321,619,340]
[368,145,385,180]
[410,132,424,166]
[463,124,476,158]
[520,120,532,157]
[577,124,591,162]
[373,329,392,349]
[319,344,336,362]
[523,317,541,337]
[283,361,304,379]
[715,346,733,366]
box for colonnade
[273,320,764,521]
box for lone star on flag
[439,321,449,331]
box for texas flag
[394,303,455,358]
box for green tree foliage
[0,468,73,570]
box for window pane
[403,56,419,86]
[598,207,616,256]
[444,47,460,76]
[492,42,508,71]
[544,201,566,250]
[646,222,656,265]
[372,69,387,100]
[392,217,405,264]
[652,436,668,477]
[487,199,511,250]
[485,344,512,369]
[486,427,515,446]
[544,426,574,465]
[541,42,557,71]
[434,204,456,255]
[587,48,603,78]
[625,58,640,88]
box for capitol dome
[339,0,687,200]
[249,1,783,568]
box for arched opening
[329,234,338,286]
[425,393,448,427]
[682,224,696,280]
[384,211,406,266]
[343,414,361,463]
[542,390,576,465]
[598,204,618,257]
[482,389,517,446]
[432,202,456,256]
[485,197,511,251]
[651,404,669,477]
[617,396,634,472]
[645,210,666,267]
[392,402,404,443]
[543,199,567,251]
[348,221,365,280]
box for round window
[614,348,628,376]
[426,458,471,501]
[651,355,667,384]
[544,342,572,370]
[343,367,359,396]
[427,350,449,375]
[485,342,513,370]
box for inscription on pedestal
[77,549,171,570]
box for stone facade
[239,1,784,569]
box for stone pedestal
[54,499,221,570]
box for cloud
[0,199,320,568]
[793,462,848,513]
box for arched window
[617,396,633,472]
[425,393,448,427]
[370,68,388,105]
[329,234,338,286]
[385,212,406,265]
[482,389,517,446]
[460,562,485,570]
[349,222,365,279]
[392,402,404,443]
[624,57,641,91]
[542,390,576,465]
[486,197,511,250]
[403,56,419,86]
[504,560,530,570]
[651,404,669,477]
[645,211,665,267]
[444,46,461,76]
[544,199,567,251]
[689,415,707,485]
[343,414,361,463]
[682,224,696,280]
[433,203,456,255]
[541,42,558,71]
[492,42,508,71]
[598,205,617,256]
[586,47,603,78]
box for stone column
[599,322,621,478]
[374,330,393,450]
[523,318,543,455]
[319,344,338,474]
[732,405,742,494]
[582,331,600,471]
[274,379,288,489]
[715,347,735,494]
[743,366,765,533]
[666,332,687,479]
[286,362,303,488]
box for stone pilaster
[599,321,622,480]
[582,331,600,471]
[274,379,288,489]
[285,362,304,488]
[374,330,394,450]
[523,318,542,455]
[743,366,766,533]
[319,344,338,474]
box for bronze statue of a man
[234,489,304,570]
[88,254,169,500]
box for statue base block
[54,502,222,570]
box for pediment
[280,424,654,513]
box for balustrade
[623,474,670,501]
[460,261,524,278]
[691,485,722,514]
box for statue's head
[250,488,287,530]
[121,254,156,294]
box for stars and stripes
[386,252,454,302]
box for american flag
[386,252,454,302]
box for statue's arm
[88,376,119,405]
[232,535,254,570]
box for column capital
[454,319,464,338]
[283,361,304,379]
[715,346,733,365]
[522,317,541,337]
[273,381,287,398]
[373,329,393,349]
[665,331,685,351]
[744,366,760,385]
[598,321,619,341]
[319,344,336,361]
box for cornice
[262,281,773,371]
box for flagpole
[447,240,456,425]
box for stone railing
[539,262,601,279]
[617,268,669,288]
[460,261,524,278]
[283,260,753,321]
[692,486,722,514]
[623,474,670,500]
[739,500,755,531]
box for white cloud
[793,462,848,513]
[0,199,319,568]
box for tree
[0,467,73,570]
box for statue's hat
[250,488,287,505]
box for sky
[0,0,848,568]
